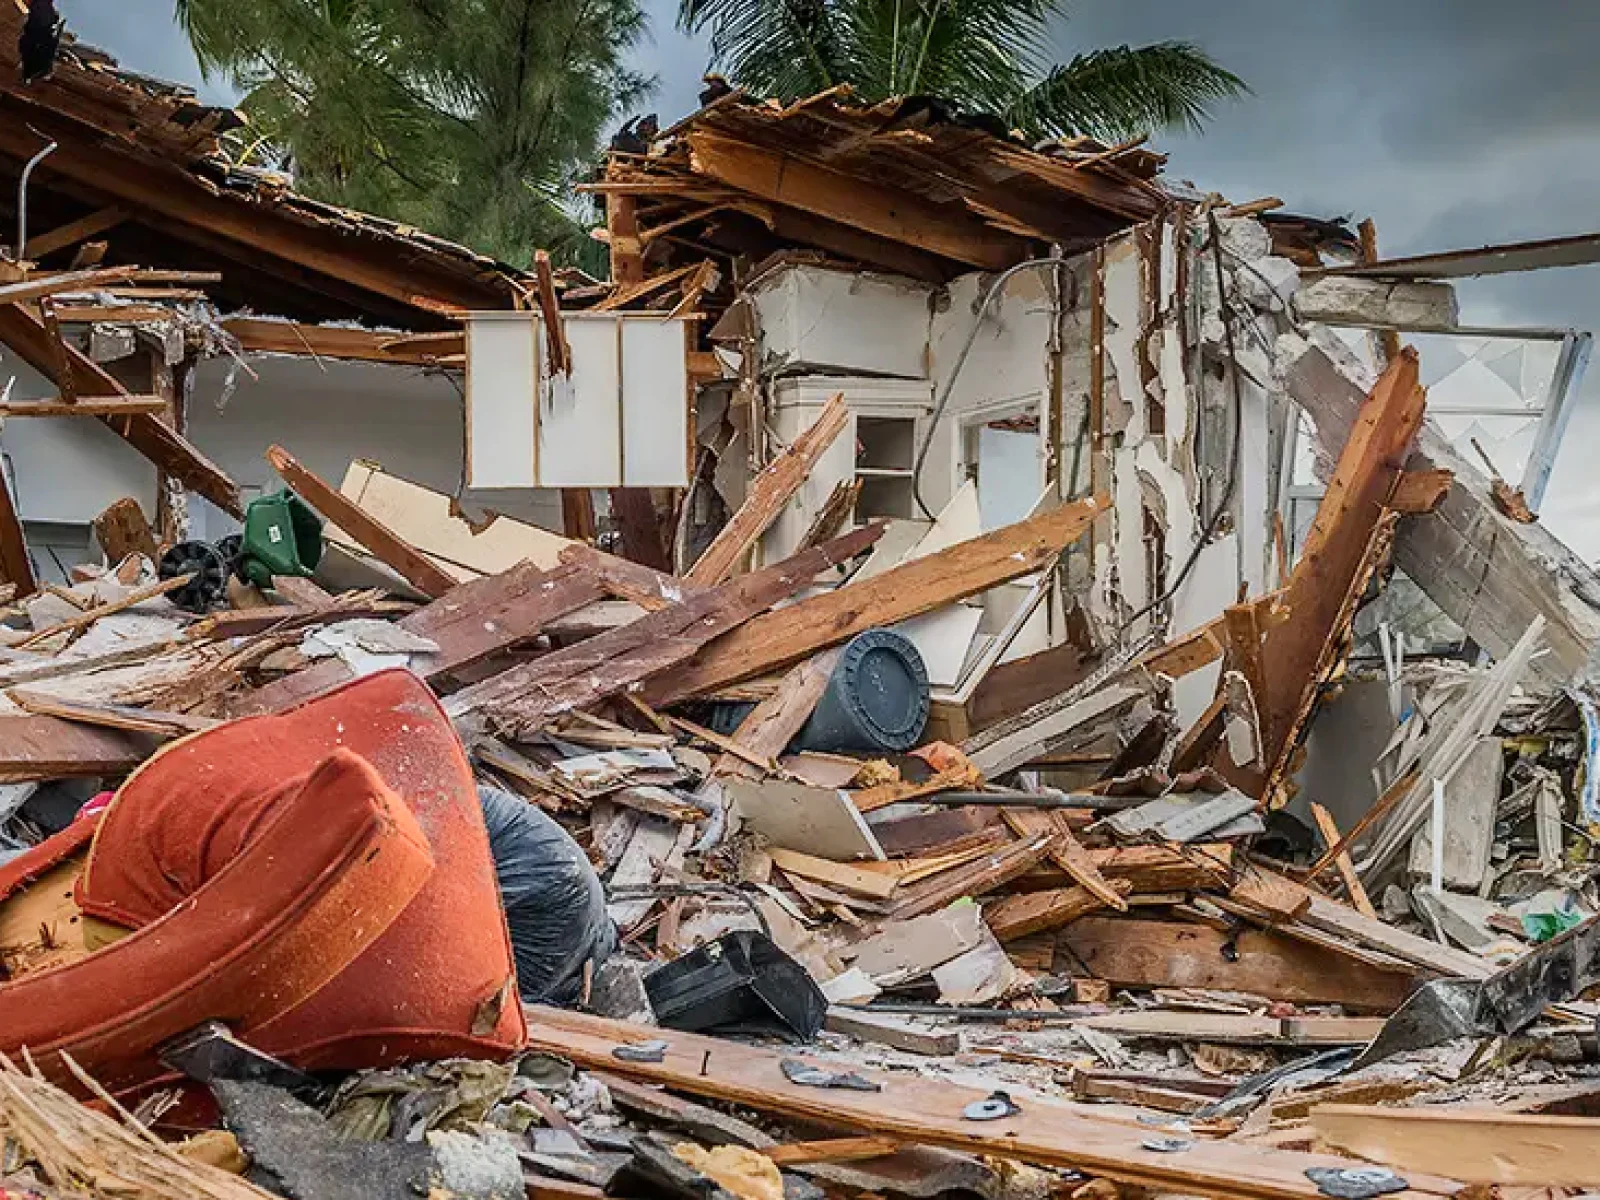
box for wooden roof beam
[0,97,510,318]
[0,301,242,516]
[686,129,1026,271]
[22,205,128,260]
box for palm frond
[1007,41,1247,141]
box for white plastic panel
[466,314,538,488]
[621,319,691,487]
[540,318,622,487]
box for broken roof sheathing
[0,0,531,328]
[590,88,1169,283]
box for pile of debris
[0,352,1597,1198]
[6,17,1600,1200]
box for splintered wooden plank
[1086,843,1234,892]
[234,560,606,716]
[1056,917,1417,1011]
[22,206,128,260]
[0,266,137,306]
[769,848,899,899]
[267,445,457,598]
[686,392,849,585]
[1258,350,1425,788]
[451,527,883,732]
[559,544,703,611]
[1001,809,1128,911]
[1309,803,1377,918]
[764,1136,901,1167]
[711,648,842,780]
[0,394,167,416]
[7,690,216,739]
[1074,1010,1385,1047]
[983,881,1127,941]
[648,494,1106,703]
[0,715,147,781]
[522,1007,1470,1200]
[1311,1105,1600,1186]
[16,573,193,649]
[0,303,242,516]
[888,834,1055,919]
[91,498,157,564]
[852,762,983,813]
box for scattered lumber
[764,1136,901,1167]
[1257,350,1426,799]
[1057,917,1419,1010]
[16,574,193,649]
[525,1007,1470,1200]
[7,690,217,738]
[1311,1104,1600,1186]
[1309,802,1377,918]
[0,714,148,782]
[647,494,1106,703]
[822,1008,959,1056]
[983,880,1128,941]
[770,848,899,900]
[1075,1010,1386,1046]
[267,445,458,599]
[445,526,881,733]
[685,392,849,585]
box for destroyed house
[7,13,1600,1198]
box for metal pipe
[911,251,1065,519]
[16,135,58,259]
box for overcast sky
[55,0,1600,554]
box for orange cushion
[79,668,526,1069]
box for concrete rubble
[3,15,1600,1200]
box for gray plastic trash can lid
[804,628,929,752]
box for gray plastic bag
[478,784,616,1005]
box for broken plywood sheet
[846,901,985,987]
[726,777,885,861]
[932,929,1026,1005]
[1278,329,1600,689]
[329,460,574,581]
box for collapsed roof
[588,87,1174,284]
[0,0,531,327]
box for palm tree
[175,0,651,265]
[678,0,1245,141]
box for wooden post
[150,349,191,545]
[608,488,672,571]
[606,191,645,285]
[1358,218,1402,366]
[561,489,597,541]
[0,450,37,596]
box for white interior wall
[0,359,158,525]
[187,355,564,539]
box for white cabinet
[760,375,955,563]
[464,312,693,489]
